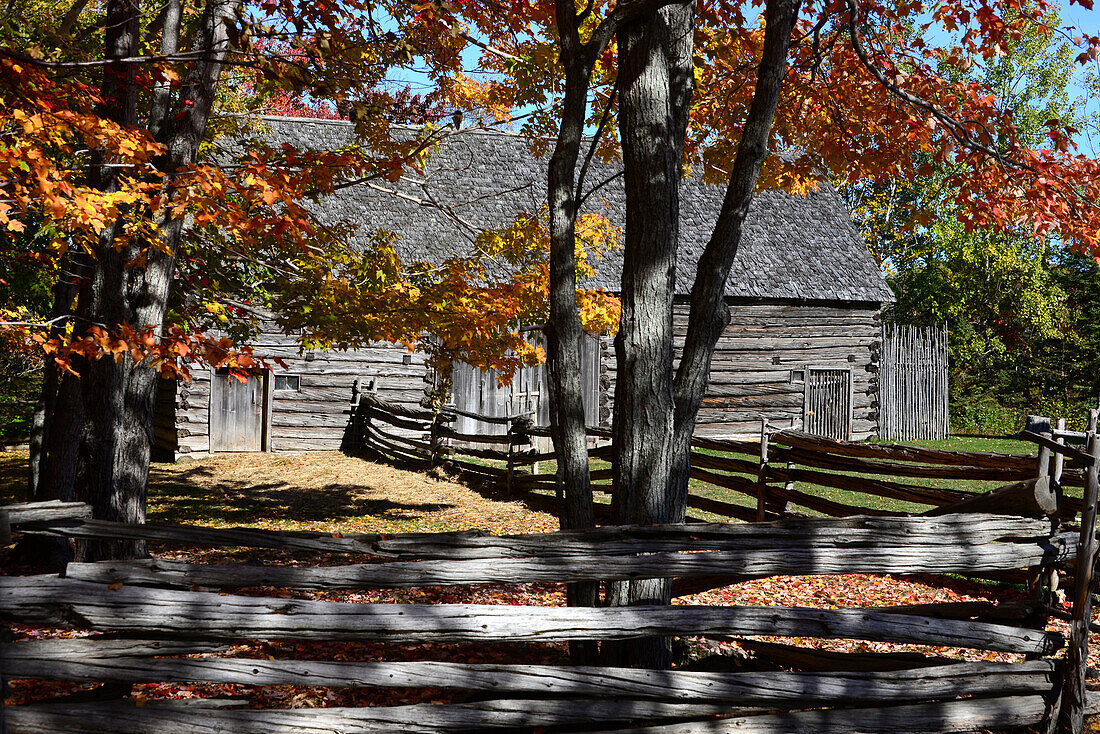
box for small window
[274,374,300,392]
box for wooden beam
[0,577,1063,653]
[62,532,1077,591]
[924,477,1058,518]
[0,500,92,527]
[599,694,1050,733]
[0,645,1055,705]
[1019,430,1095,468]
[1061,432,1100,733]
[0,698,744,733]
[25,514,1057,558]
[773,430,1037,470]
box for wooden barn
[154,116,893,458]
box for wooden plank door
[803,368,852,440]
[210,369,265,452]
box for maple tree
[841,14,1100,433]
[429,0,1100,667]
[1,0,621,562]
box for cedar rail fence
[1,407,1096,731]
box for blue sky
[380,2,1098,150]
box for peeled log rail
[681,489,758,523]
[0,698,746,734]
[772,430,1038,470]
[62,530,1076,590]
[362,424,432,462]
[601,693,1050,734]
[360,406,432,432]
[734,638,959,672]
[19,514,1059,558]
[687,466,760,498]
[0,643,1056,707]
[435,427,515,445]
[7,693,1050,734]
[358,394,442,424]
[0,500,93,526]
[689,435,760,456]
[0,577,1063,653]
[761,483,905,517]
[688,451,761,476]
[925,477,1058,518]
[1019,430,1096,467]
[768,465,966,507]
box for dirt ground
[147,451,559,535]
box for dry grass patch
[144,451,558,536]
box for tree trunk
[669,0,803,511]
[546,2,599,663]
[608,1,694,669]
[27,252,90,502]
[33,0,240,562]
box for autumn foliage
[2,0,1099,380]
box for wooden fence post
[1028,423,1058,615]
[506,419,515,498]
[756,419,769,522]
[351,379,362,452]
[429,414,441,468]
[1060,430,1100,733]
[1052,418,1067,488]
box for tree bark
[606,0,694,669]
[546,0,600,663]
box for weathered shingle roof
[260,115,894,304]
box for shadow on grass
[145,463,454,526]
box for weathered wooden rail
[2,436,1099,734]
[350,393,1096,526]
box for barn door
[210,369,266,451]
[803,367,852,440]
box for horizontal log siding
[160,325,428,457]
[605,302,883,440]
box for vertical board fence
[880,323,950,441]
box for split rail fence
[349,393,1095,524]
[2,464,1099,733]
[4,404,1096,731]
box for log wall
[157,300,885,458]
[605,301,884,440]
[155,327,428,457]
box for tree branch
[673,0,803,420]
[573,87,617,212]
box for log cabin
[154,116,894,458]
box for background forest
[839,7,1100,434]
